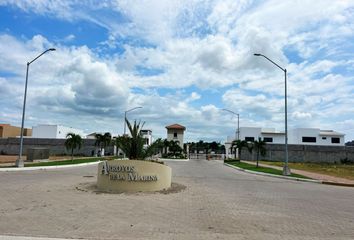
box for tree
[143,138,164,158]
[169,140,183,156]
[126,119,145,159]
[94,133,104,156]
[246,142,254,160]
[210,141,219,152]
[94,132,112,156]
[102,132,112,155]
[153,138,164,155]
[116,118,145,159]
[115,135,130,157]
[65,133,83,161]
[231,140,247,160]
[253,137,267,167]
[163,139,170,154]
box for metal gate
[189,153,224,160]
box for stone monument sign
[97,160,172,192]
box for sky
[0,0,354,143]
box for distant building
[32,125,85,139]
[140,129,153,148]
[225,127,345,159]
[0,124,32,138]
[226,127,345,146]
[86,132,98,139]
[239,127,285,144]
[166,124,186,148]
[289,128,345,146]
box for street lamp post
[123,106,142,135]
[222,109,240,140]
[222,109,240,159]
[254,53,291,175]
[16,48,56,167]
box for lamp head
[48,48,56,51]
[254,53,261,56]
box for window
[245,137,255,142]
[322,137,327,140]
[302,137,316,143]
[331,137,340,144]
[174,132,178,138]
[263,137,273,143]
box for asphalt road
[0,159,353,240]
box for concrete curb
[321,181,354,187]
[224,163,323,184]
[0,161,100,172]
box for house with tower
[166,124,186,148]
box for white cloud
[1,1,354,141]
[292,111,312,120]
[63,34,75,42]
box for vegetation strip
[0,157,114,168]
[259,161,354,181]
[24,157,106,167]
[225,161,312,180]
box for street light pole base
[283,165,291,176]
[15,159,24,168]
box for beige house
[166,124,186,148]
[0,124,32,138]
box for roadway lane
[0,159,353,240]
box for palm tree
[143,138,164,158]
[253,138,267,167]
[115,135,130,158]
[153,138,164,155]
[94,132,112,156]
[246,142,254,161]
[102,132,112,155]
[169,140,183,156]
[94,133,104,156]
[126,118,145,159]
[231,140,247,160]
[65,133,83,161]
[163,139,170,154]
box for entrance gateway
[97,160,172,192]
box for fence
[0,137,114,156]
[239,144,354,163]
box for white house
[32,125,85,139]
[225,127,345,158]
[140,129,153,148]
[166,124,186,148]
[233,127,344,145]
[239,127,285,144]
[289,128,345,146]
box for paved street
[0,159,353,240]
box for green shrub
[340,158,354,164]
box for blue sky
[0,0,354,142]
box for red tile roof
[165,124,186,130]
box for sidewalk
[242,161,354,186]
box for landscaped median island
[225,160,311,179]
[0,156,117,168]
[25,156,115,167]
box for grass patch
[24,157,103,167]
[0,157,106,168]
[260,161,354,180]
[227,161,311,179]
